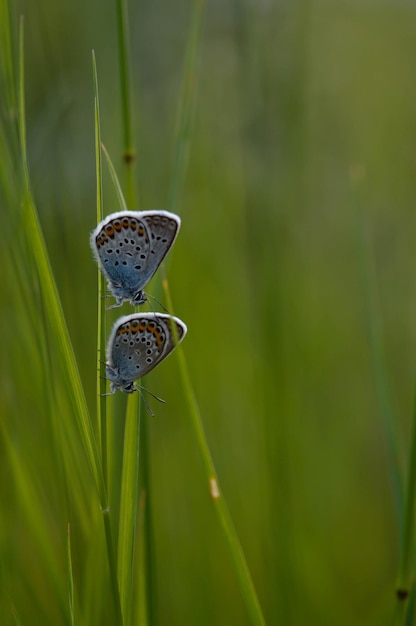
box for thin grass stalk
[131,0,207,618]
[91,57,124,626]
[92,51,109,489]
[352,173,403,518]
[93,56,124,624]
[163,281,267,626]
[100,143,142,623]
[10,605,23,626]
[0,0,18,135]
[115,0,137,207]
[138,417,154,626]
[168,0,205,214]
[18,21,122,624]
[115,2,157,618]
[67,524,75,626]
[165,0,266,622]
[350,173,406,624]
[18,15,103,511]
[118,392,141,625]
[101,143,128,212]
[394,381,416,624]
[114,3,145,617]
[2,425,69,622]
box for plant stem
[169,0,205,214]
[116,0,137,209]
[19,23,122,625]
[163,282,267,626]
[395,382,416,623]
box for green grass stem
[18,21,122,624]
[93,55,124,624]
[3,425,69,622]
[353,174,403,517]
[115,0,137,208]
[117,393,141,626]
[164,0,266,622]
[395,382,416,623]
[66,524,75,626]
[92,51,108,481]
[101,139,143,624]
[101,143,129,213]
[0,0,18,154]
[18,15,103,509]
[163,281,267,626]
[169,0,205,215]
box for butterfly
[90,210,180,307]
[105,313,187,394]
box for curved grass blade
[18,21,122,624]
[165,0,267,622]
[163,280,267,626]
[92,51,123,625]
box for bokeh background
[2,1,416,624]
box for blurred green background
[2,0,416,624]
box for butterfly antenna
[146,292,169,314]
[138,384,166,404]
[138,390,156,417]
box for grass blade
[165,0,267,622]
[18,15,103,504]
[115,0,137,208]
[394,382,416,623]
[92,51,124,625]
[92,50,110,492]
[163,280,267,626]
[101,141,143,624]
[352,170,403,518]
[169,0,205,214]
[118,393,142,625]
[18,21,123,624]
[101,142,129,212]
[100,29,144,619]
[67,524,75,626]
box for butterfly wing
[106,313,187,392]
[91,211,180,304]
[139,211,181,284]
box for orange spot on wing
[97,234,109,248]
[148,324,164,346]
[116,326,130,336]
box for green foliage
[1,1,416,625]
